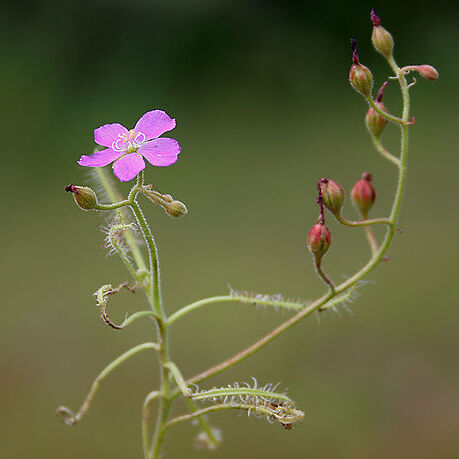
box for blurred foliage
[1,0,458,458]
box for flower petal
[94,123,128,148]
[134,110,176,141]
[78,148,123,167]
[139,138,181,167]
[112,153,146,182]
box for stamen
[112,136,128,152]
[133,131,145,147]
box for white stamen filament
[133,131,145,147]
[112,135,128,152]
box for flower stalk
[58,11,438,459]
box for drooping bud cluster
[318,178,345,216]
[349,39,373,97]
[370,9,394,59]
[351,173,376,217]
[366,82,389,138]
[65,184,98,210]
[139,186,188,218]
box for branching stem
[56,343,159,426]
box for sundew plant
[57,11,439,458]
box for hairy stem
[314,258,335,293]
[183,397,220,446]
[142,391,161,458]
[167,294,305,326]
[183,59,411,389]
[365,96,406,125]
[369,134,400,166]
[56,343,159,426]
[95,168,147,271]
[335,214,392,227]
[130,199,162,317]
[124,310,157,327]
[363,225,379,255]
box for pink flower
[78,110,181,182]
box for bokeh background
[1,1,458,458]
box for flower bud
[65,184,98,210]
[351,173,376,217]
[307,222,331,261]
[371,10,394,59]
[349,39,373,97]
[164,200,188,218]
[366,82,388,138]
[319,178,345,216]
[415,65,439,81]
[139,186,188,218]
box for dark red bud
[307,222,332,260]
[366,82,389,138]
[351,173,376,217]
[319,178,345,215]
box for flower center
[112,129,146,152]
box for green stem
[369,135,401,166]
[107,224,142,282]
[56,343,159,426]
[363,225,379,256]
[149,332,172,459]
[183,397,220,446]
[142,391,161,459]
[165,405,238,431]
[124,310,157,327]
[167,294,305,327]
[164,361,192,397]
[365,96,407,125]
[129,200,162,317]
[314,258,335,293]
[335,214,392,227]
[183,61,411,388]
[94,168,147,271]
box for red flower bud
[371,10,394,59]
[319,178,345,215]
[307,222,331,261]
[366,82,388,138]
[65,184,98,210]
[415,65,439,81]
[349,39,373,97]
[351,173,376,217]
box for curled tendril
[94,282,137,330]
[56,406,79,426]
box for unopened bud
[65,184,98,210]
[307,222,331,261]
[415,65,439,81]
[371,10,394,59]
[140,186,188,218]
[366,82,388,137]
[349,39,373,97]
[164,200,188,218]
[319,178,345,215]
[351,173,376,217]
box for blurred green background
[1,0,458,457]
